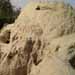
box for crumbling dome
[0,1,75,75]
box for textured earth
[0,2,75,75]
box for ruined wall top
[28,0,64,3]
[28,0,52,3]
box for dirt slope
[0,2,75,75]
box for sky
[10,0,27,8]
[10,0,75,8]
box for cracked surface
[0,2,75,75]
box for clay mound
[0,2,75,75]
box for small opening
[7,51,18,59]
[0,30,11,44]
[55,46,60,52]
[6,40,10,43]
[5,31,11,44]
[69,55,75,69]
[36,6,40,10]
[32,52,42,65]
[7,52,13,59]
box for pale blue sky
[10,0,75,8]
